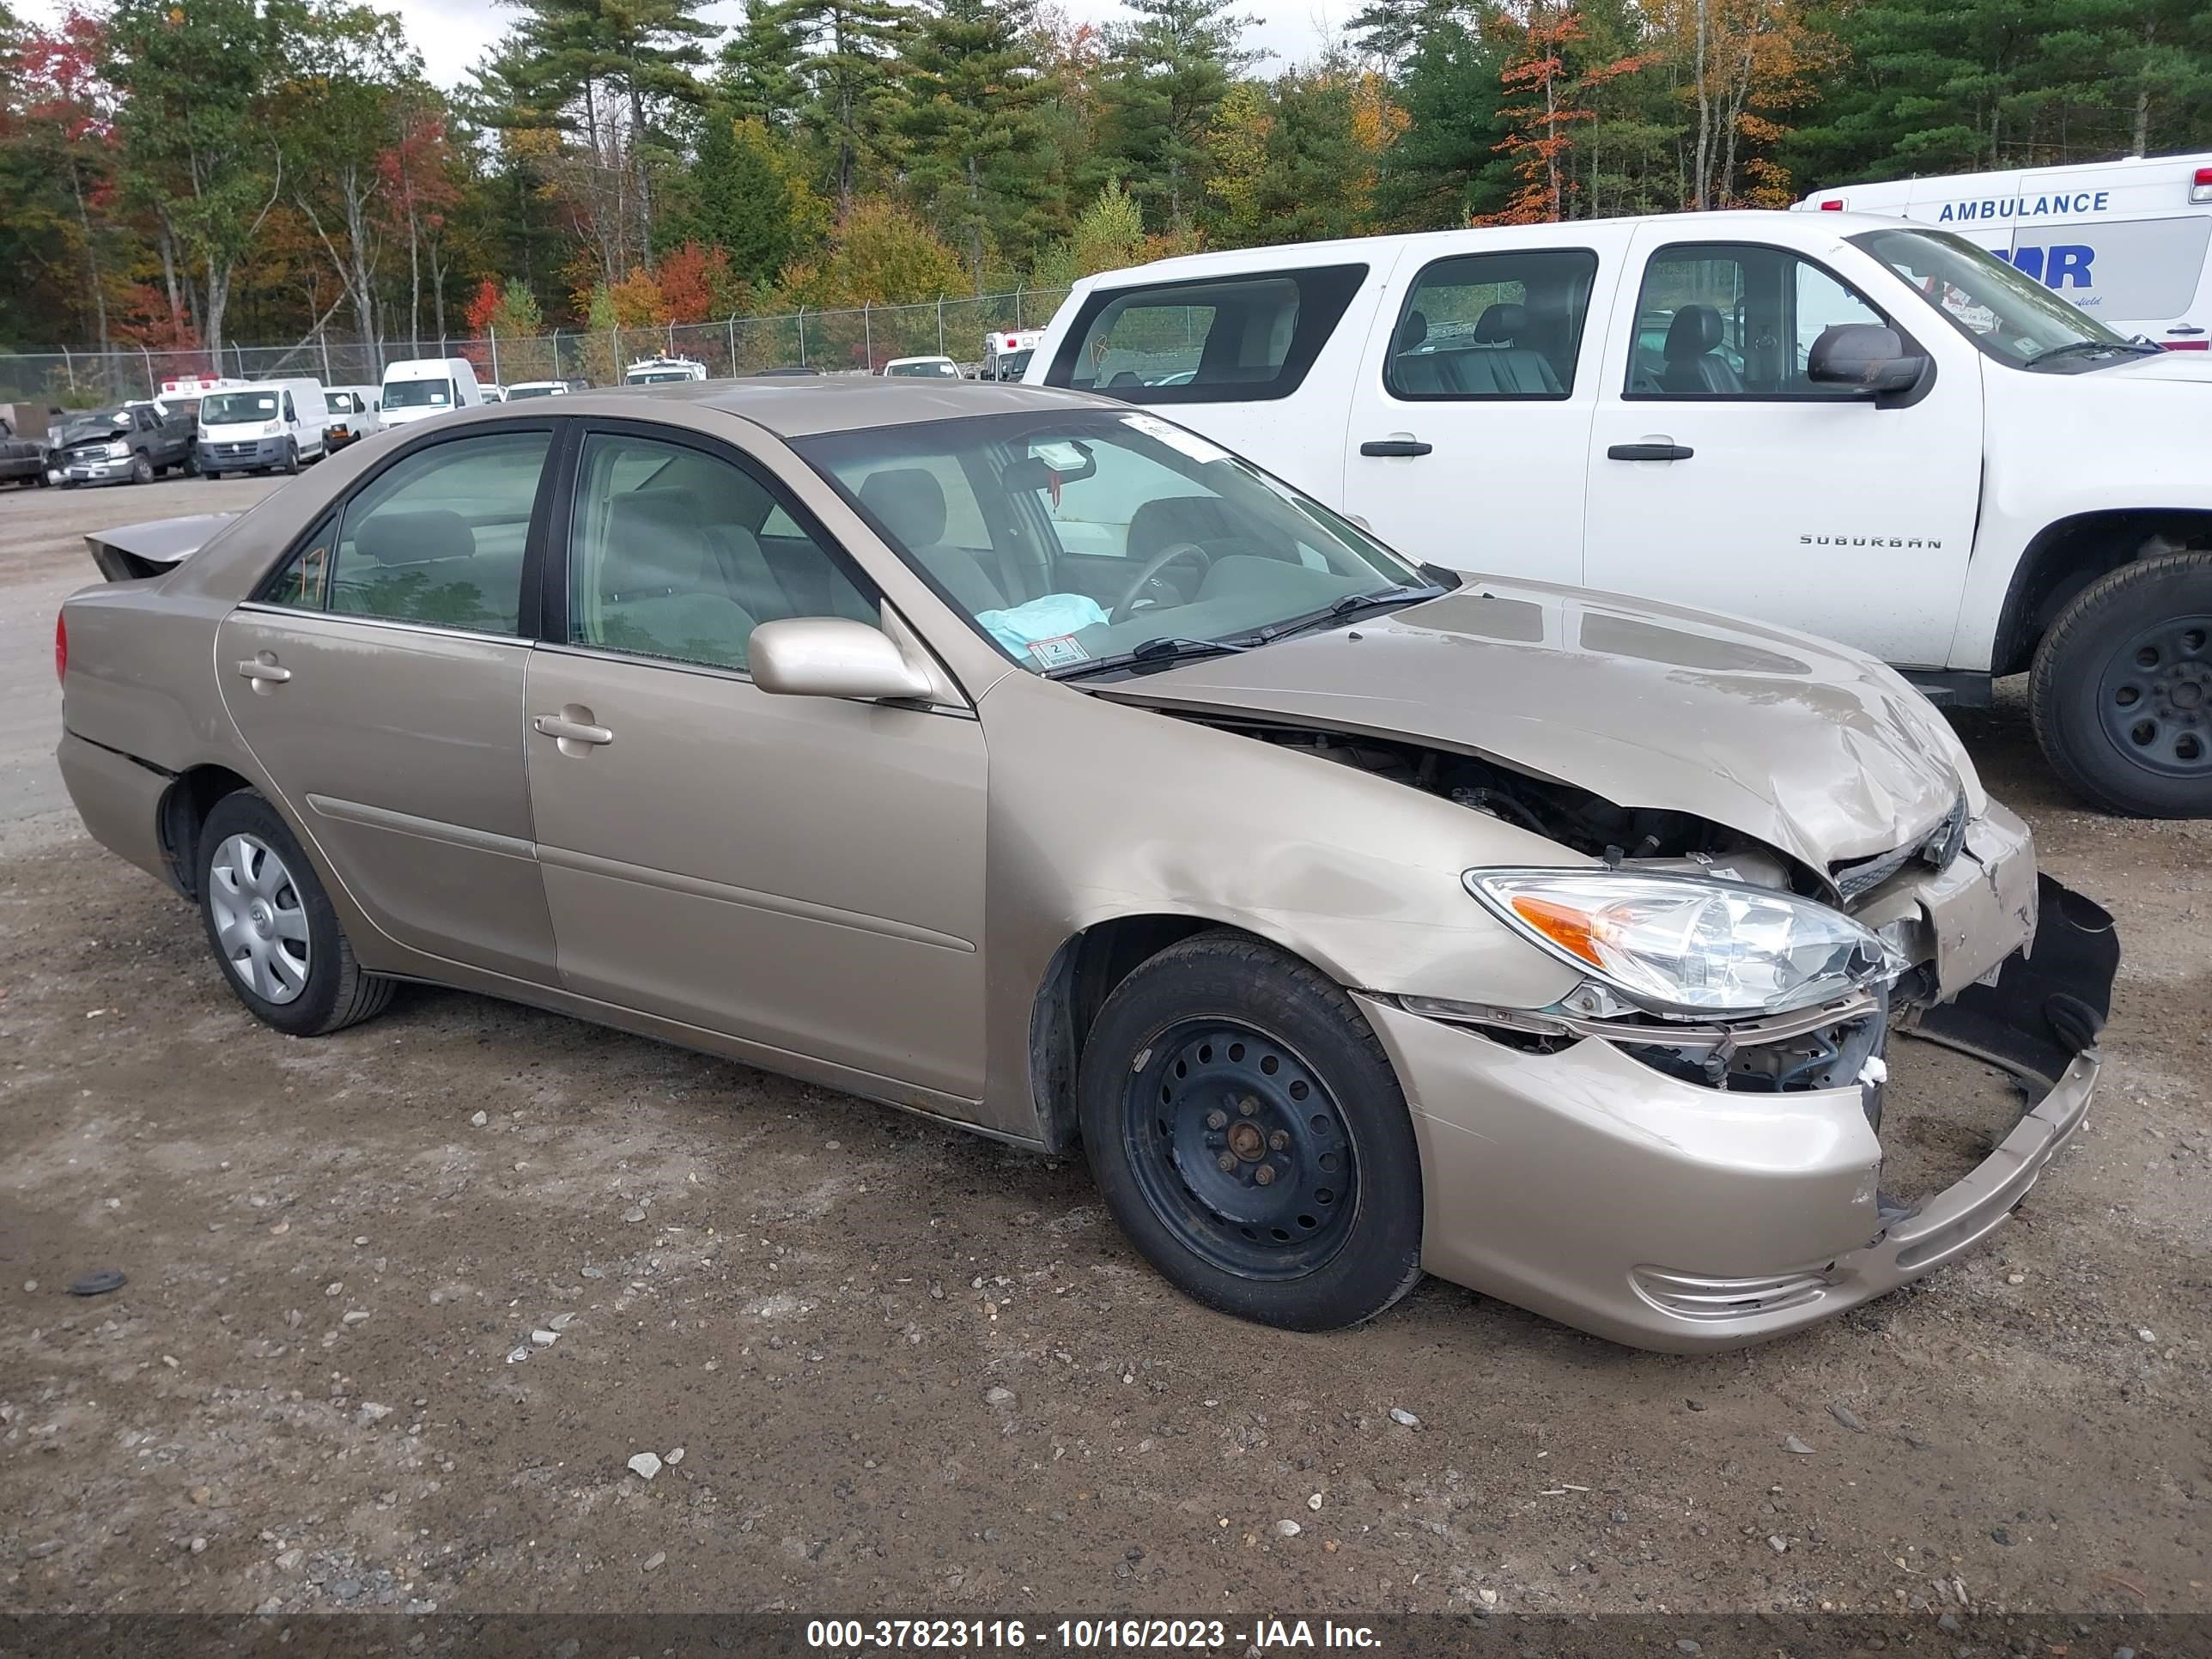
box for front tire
[196,790,393,1036]
[2031,552,2212,817]
[280,441,300,476]
[1077,931,1425,1332]
[129,453,153,485]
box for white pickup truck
[1025,209,2212,816]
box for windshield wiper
[2027,338,2159,367]
[1046,635,1250,680]
[1257,582,1449,643]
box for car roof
[653,375,1113,437]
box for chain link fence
[0,289,1072,414]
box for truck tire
[280,441,300,476]
[2030,551,2212,817]
[129,453,154,485]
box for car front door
[216,425,561,983]
[1340,234,1626,585]
[521,422,990,1108]
[1583,228,1983,667]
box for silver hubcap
[209,833,311,1003]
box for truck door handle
[534,709,615,754]
[1607,442,1695,461]
[1359,438,1433,458]
[236,655,291,692]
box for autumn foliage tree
[1480,5,1652,224]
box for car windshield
[384,377,453,408]
[62,409,129,440]
[508,383,562,398]
[793,409,1439,676]
[1850,227,2148,370]
[203,392,279,424]
[888,361,958,378]
[326,392,359,414]
[629,369,693,384]
[992,349,1033,380]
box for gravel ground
[2,474,2208,1620]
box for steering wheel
[1109,542,1212,625]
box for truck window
[1045,264,1367,404]
[1627,243,1888,398]
[1387,248,1597,400]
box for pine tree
[779,0,911,207]
[690,112,829,284]
[1095,0,1255,228]
[718,0,807,130]
[896,0,1052,286]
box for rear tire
[196,789,394,1036]
[2030,552,2212,817]
[1076,931,1424,1332]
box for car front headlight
[1464,868,1904,1018]
[106,440,131,458]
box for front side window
[384,377,454,410]
[796,409,1434,676]
[1389,248,1597,399]
[567,431,877,672]
[262,431,550,632]
[1850,227,2150,371]
[1046,264,1368,404]
[1627,243,1890,398]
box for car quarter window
[1045,264,1367,404]
[259,430,550,633]
[1388,247,1598,399]
[567,429,878,672]
[1627,242,1887,398]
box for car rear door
[520,420,990,1109]
[216,424,562,983]
[1340,228,1630,584]
[1582,225,1984,667]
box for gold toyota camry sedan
[55,380,2118,1351]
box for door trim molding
[536,842,976,953]
[305,793,538,861]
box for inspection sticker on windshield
[1122,413,1230,465]
[1027,635,1090,668]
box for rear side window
[1387,248,1598,400]
[1045,264,1367,404]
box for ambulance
[1795,150,2212,349]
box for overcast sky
[18,0,1354,90]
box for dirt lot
[2,474,2208,1623]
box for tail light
[54,610,67,684]
[2191,167,2212,204]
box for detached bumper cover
[1368,874,2118,1352]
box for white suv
[1027,210,2212,816]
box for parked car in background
[624,355,708,385]
[52,380,2116,1352]
[156,376,253,426]
[197,380,329,478]
[0,406,52,486]
[380,357,483,428]
[48,401,195,485]
[506,380,573,400]
[482,385,508,403]
[1797,149,2212,350]
[1031,210,2212,817]
[321,386,383,453]
[883,355,962,380]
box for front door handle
[534,707,614,757]
[237,653,291,694]
[1607,442,1695,461]
[1359,438,1434,458]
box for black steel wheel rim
[2098,613,2212,776]
[1123,1018,1358,1280]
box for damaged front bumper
[1364,867,2118,1352]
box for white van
[1027,209,2212,816]
[379,356,483,428]
[194,378,330,477]
[624,355,708,386]
[320,385,383,452]
[1796,151,2212,350]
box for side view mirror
[1808,324,1926,395]
[749,617,934,702]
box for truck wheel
[129,453,154,485]
[281,441,300,476]
[2031,551,2212,817]
[1076,931,1425,1332]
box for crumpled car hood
[84,513,238,581]
[1097,576,1978,871]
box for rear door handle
[236,655,291,692]
[1359,438,1433,458]
[533,709,615,755]
[1607,442,1694,461]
